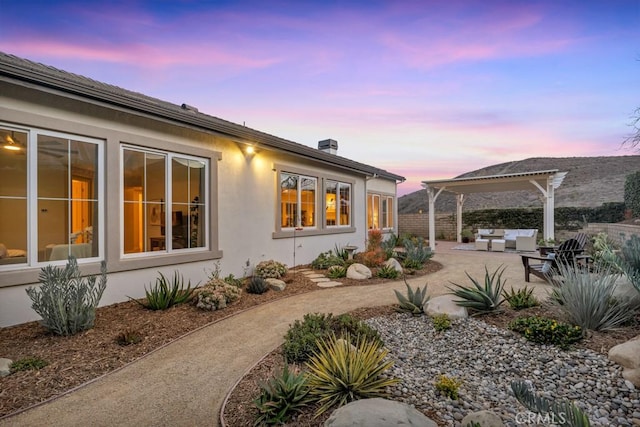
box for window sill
[272,227,356,239]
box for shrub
[434,375,462,399]
[192,278,242,310]
[255,260,287,279]
[282,313,382,364]
[503,286,538,310]
[551,263,638,332]
[247,276,269,294]
[377,265,400,279]
[306,333,399,416]
[591,232,621,271]
[253,364,310,425]
[10,357,48,373]
[625,170,640,217]
[26,257,107,336]
[131,271,196,310]
[358,249,386,268]
[311,251,345,270]
[115,329,143,346]
[511,380,591,427]
[326,265,347,279]
[432,314,451,332]
[619,235,640,292]
[366,229,383,251]
[509,316,583,349]
[394,279,429,315]
[447,266,506,314]
[402,236,432,270]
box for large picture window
[122,147,208,255]
[325,180,351,227]
[280,172,317,229]
[367,193,394,230]
[0,125,102,267]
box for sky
[1,0,639,195]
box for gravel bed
[366,313,640,427]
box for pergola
[421,170,567,251]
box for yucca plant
[551,263,638,332]
[503,286,539,310]
[246,276,269,294]
[26,257,107,336]
[447,266,506,314]
[253,364,311,425]
[130,271,196,310]
[394,278,429,315]
[511,380,591,426]
[305,333,399,417]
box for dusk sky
[1,1,638,195]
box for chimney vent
[181,103,199,113]
[318,139,338,155]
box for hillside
[398,156,640,214]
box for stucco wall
[0,81,397,327]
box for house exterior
[0,52,404,327]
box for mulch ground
[0,262,441,419]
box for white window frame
[325,180,352,228]
[280,172,318,231]
[120,145,210,258]
[368,193,395,230]
[0,123,104,269]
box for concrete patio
[0,241,552,427]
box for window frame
[0,124,105,270]
[273,164,356,238]
[120,144,210,258]
[325,179,352,228]
[367,192,395,231]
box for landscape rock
[265,278,286,291]
[346,263,372,280]
[609,335,640,386]
[324,398,437,427]
[0,358,12,377]
[461,410,505,427]
[425,294,468,319]
[612,276,640,303]
[384,258,403,273]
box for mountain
[398,156,640,214]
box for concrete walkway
[1,242,551,427]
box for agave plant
[253,364,311,425]
[306,333,399,417]
[130,271,196,310]
[511,380,591,427]
[447,266,506,314]
[394,278,429,315]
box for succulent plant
[247,276,269,294]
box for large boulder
[384,258,403,273]
[346,263,372,280]
[265,278,286,291]
[461,410,505,427]
[609,335,640,387]
[325,398,437,427]
[425,294,468,319]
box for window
[122,146,208,255]
[367,193,394,230]
[325,180,351,227]
[280,172,317,229]
[0,125,102,267]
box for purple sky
[2,1,638,195]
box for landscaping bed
[0,262,440,419]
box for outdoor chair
[521,238,584,285]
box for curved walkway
[1,242,549,427]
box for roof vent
[181,103,198,113]
[318,139,338,155]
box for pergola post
[456,194,465,243]
[545,176,556,241]
[427,187,436,251]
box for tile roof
[0,51,404,182]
